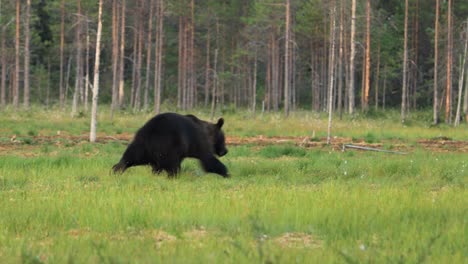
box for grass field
[0,107,467,263]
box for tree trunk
[177,16,184,109]
[72,0,82,117]
[327,4,336,145]
[118,0,126,107]
[374,42,381,109]
[46,60,51,107]
[65,56,72,103]
[363,0,371,111]
[433,0,440,124]
[130,2,139,108]
[23,0,30,109]
[445,0,453,123]
[59,0,65,109]
[204,26,211,107]
[134,0,144,111]
[252,46,258,115]
[412,0,419,110]
[111,0,119,117]
[348,0,356,114]
[401,0,409,123]
[154,0,164,114]
[284,0,291,117]
[1,26,6,108]
[14,0,20,108]
[144,0,154,110]
[210,20,220,120]
[90,0,103,143]
[337,0,344,118]
[210,48,218,121]
[84,15,90,111]
[454,22,467,126]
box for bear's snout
[218,149,228,157]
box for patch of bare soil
[274,232,323,249]
[1,134,467,154]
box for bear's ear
[216,118,224,129]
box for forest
[0,0,468,124]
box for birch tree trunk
[84,15,90,111]
[337,0,344,118]
[454,23,467,126]
[401,0,409,123]
[118,0,126,107]
[90,0,103,143]
[348,0,356,114]
[204,27,211,107]
[327,4,336,145]
[59,0,65,109]
[23,0,31,109]
[111,0,119,117]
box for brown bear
[112,112,228,177]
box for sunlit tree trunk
[362,0,371,111]
[23,0,30,109]
[14,0,20,108]
[348,0,356,114]
[401,0,409,123]
[90,0,103,143]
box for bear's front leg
[200,155,229,177]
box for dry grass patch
[274,232,323,249]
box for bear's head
[212,118,228,157]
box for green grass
[0,108,467,263]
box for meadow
[0,107,467,263]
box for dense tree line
[0,0,467,124]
